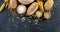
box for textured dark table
[0,0,60,32]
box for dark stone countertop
[0,0,60,32]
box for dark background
[0,0,60,32]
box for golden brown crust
[9,0,17,9]
[44,0,54,10]
[27,2,38,16]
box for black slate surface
[0,0,60,32]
